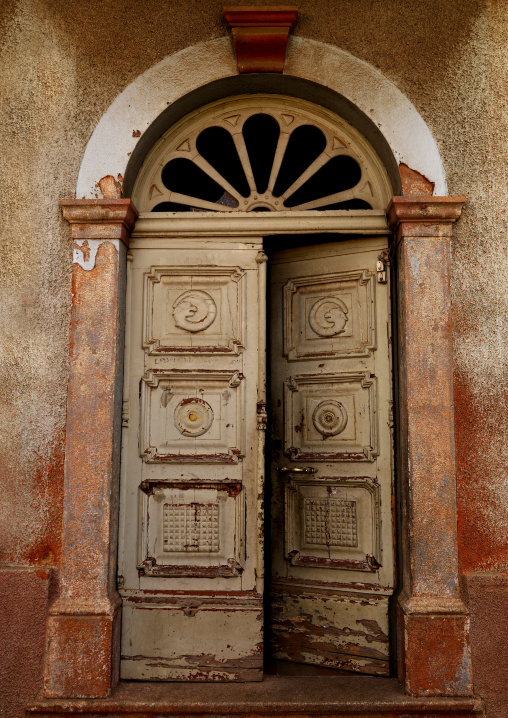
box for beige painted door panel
[268,237,394,675]
[118,236,265,681]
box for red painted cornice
[59,199,139,246]
[387,197,466,227]
[386,196,466,239]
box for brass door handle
[278,466,317,474]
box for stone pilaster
[388,197,473,697]
[43,200,138,698]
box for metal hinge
[256,402,267,430]
[377,251,388,284]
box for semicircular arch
[76,36,447,200]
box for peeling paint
[73,239,119,271]
[408,253,423,286]
[98,174,122,199]
[399,162,435,196]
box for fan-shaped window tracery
[132,96,392,213]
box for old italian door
[119,93,396,681]
[268,236,394,675]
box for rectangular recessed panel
[140,370,245,463]
[283,373,377,461]
[283,270,376,360]
[304,498,358,548]
[163,503,219,553]
[142,266,245,355]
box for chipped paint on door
[118,234,265,681]
[268,237,394,675]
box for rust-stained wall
[1,1,507,716]
[0,569,53,718]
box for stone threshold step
[28,677,484,718]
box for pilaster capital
[387,196,465,238]
[59,199,138,245]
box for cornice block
[223,6,298,73]
[387,196,466,227]
[59,199,138,246]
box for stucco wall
[1,0,507,716]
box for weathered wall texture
[0,569,53,718]
[1,0,507,717]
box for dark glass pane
[243,114,280,194]
[197,126,250,197]
[217,191,239,208]
[161,158,224,203]
[152,201,190,212]
[317,199,372,211]
[284,155,361,208]
[273,125,327,197]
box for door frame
[42,200,472,699]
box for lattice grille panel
[304,498,358,548]
[163,503,220,552]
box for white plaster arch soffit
[76,36,447,199]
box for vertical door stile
[117,249,134,593]
[256,250,268,597]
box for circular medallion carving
[308,296,348,337]
[312,400,348,437]
[174,398,214,436]
[172,290,217,333]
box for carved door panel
[269,237,394,675]
[118,234,265,681]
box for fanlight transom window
[133,96,392,213]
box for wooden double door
[118,232,394,680]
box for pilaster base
[44,595,121,699]
[397,593,473,697]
